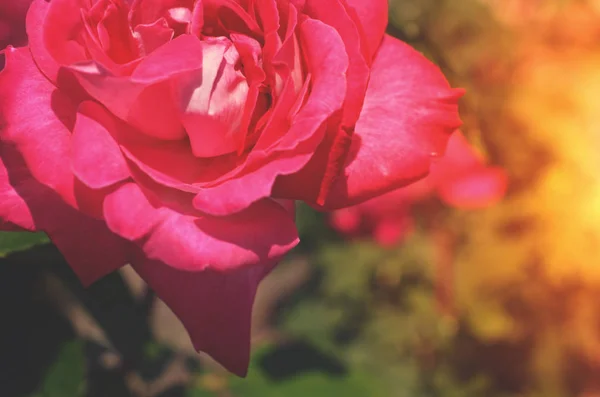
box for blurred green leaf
[30,341,86,397]
[229,353,386,397]
[282,301,344,353]
[0,231,49,257]
[186,387,220,397]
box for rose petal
[129,0,196,27]
[27,0,90,82]
[131,253,268,376]
[305,0,369,125]
[0,46,130,284]
[68,34,210,141]
[71,101,130,189]
[0,46,78,206]
[0,147,130,286]
[175,37,249,158]
[133,18,174,55]
[274,34,464,209]
[103,182,299,271]
[0,0,31,54]
[342,0,388,59]
[192,18,348,216]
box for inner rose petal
[175,36,250,158]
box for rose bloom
[0,0,462,375]
[330,132,507,246]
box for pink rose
[330,132,508,246]
[0,0,462,375]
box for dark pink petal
[27,0,90,82]
[103,182,299,271]
[277,35,464,209]
[0,46,130,284]
[119,135,241,190]
[129,0,195,27]
[131,253,269,377]
[0,0,31,54]
[192,18,348,216]
[192,139,321,215]
[71,101,130,189]
[342,0,388,59]
[95,0,139,64]
[229,33,266,152]
[304,0,369,125]
[47,211,132,287]
[0,153,37,231]
[0,148,130,286]
[132,18,174,55]
[202,0,262,38]
[300,0,370,204]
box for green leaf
[31,341,86,397]
[228,351,386,397]
[0,231,49,257]
[186,387,220,397]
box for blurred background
[3,0,600,396]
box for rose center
[177,36,251,158]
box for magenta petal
[68,34,210,141]
[342,0,388,59]
[133,18,174,55]
[131,254,268,376]
[0,46,78,206]
[192,18,348,216]
[305,0,369,126]
[103,182,299,271]
[175,37,249,158]
[27,0,89,82]
[48,212,132,287]
[71,101,130,189]
[0,147,130,286]
[192,147,318,215]
[0,0,30,55]
[0,153,38,231]
[0,47,130,285]
[321,35,464,209]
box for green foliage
[0,231,48,257]
[186,387,219,397]
[30,342,86,397]
[228,347,387,397]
